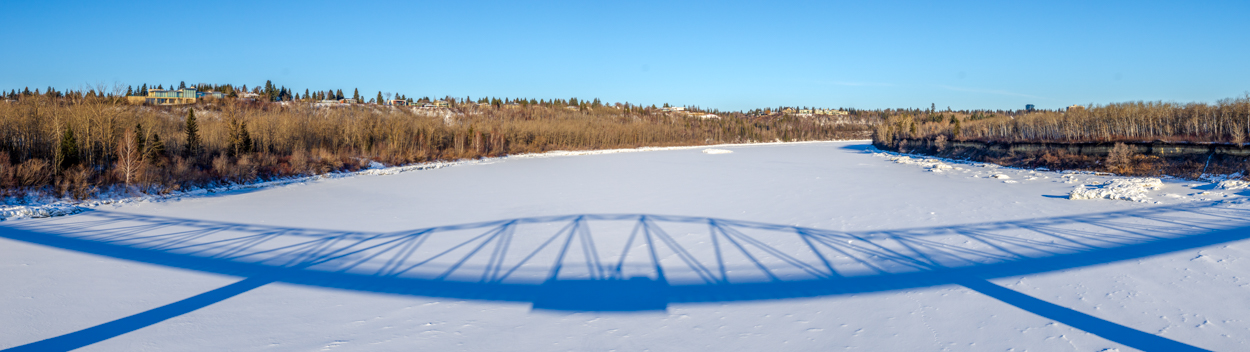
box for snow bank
[1069,178,1164,202]
[881,155,959,172]
[1217,179,1249,190]
[0,204,84,219]
[702,148,733,154]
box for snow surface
[3,141,1250,351]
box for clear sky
[2,0,1247,111]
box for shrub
[1106,143,1134,174]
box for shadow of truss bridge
[4,201,1250,312]
[7,201,1250,351]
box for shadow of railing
[4,202,1247,350]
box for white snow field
[3,141,1250,351]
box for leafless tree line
[0,95,870,200]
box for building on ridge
[126,88,226,105]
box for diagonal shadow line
[647,219,718,283]
[957,277,1210,352]
[2,277,272,352]
[612,218,645,279]
[717,224,830,279]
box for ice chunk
[702,148,733,154]
[1217,179,1249,190]
[1069,178,1164,202]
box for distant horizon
[4,81,1244,114]
[3,1,1247,111]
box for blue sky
[2,0,1247,111]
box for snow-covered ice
[3,141,1249,351]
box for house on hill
[126,88,225,105]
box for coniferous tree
[952,119,962,139]
[179,81,186,89]
[146,133,166,165]
[377,92,384,105]
[263,80,277,101]
[184,109,201,158]
[134,123,147,158]
[56,127,80,171]
[353,88,360,102]
[228,119,253,157]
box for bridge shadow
[3,202,1246,351]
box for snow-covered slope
[3,141,1248,351]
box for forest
[0,87,873,201]
[871,95,1250,177]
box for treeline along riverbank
[872,95,1250,178]
[0,93,872,201]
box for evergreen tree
[951,116,962,139]
[353,89,360,102]
[263,80,277,101]
[125,86,133,96]
[184,109,201,157]
[146,133,166,165]
[179,81,186,89]
[56,127,80,171]
[134,123,147,158]
[377,92,384,105]
[305,89,310,100]
[140,84,148,95]
[336,89,344,100]
[227,119,253,157]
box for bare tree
[115,128,142,185]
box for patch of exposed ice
[1069,178,1164,202]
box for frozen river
[3,141,1248,351]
